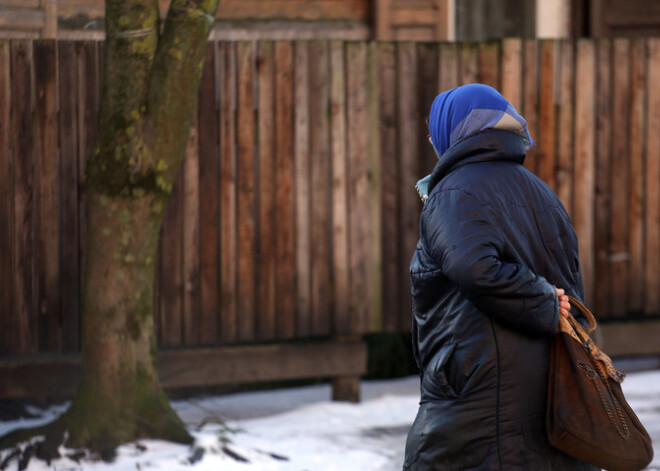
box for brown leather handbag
[546,296,654,471]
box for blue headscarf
[428,83,532,158]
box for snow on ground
[0,372,658,471]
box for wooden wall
[1,38,660,360]
[590,0,660,37]
[0,0,370,39]
[375,0,449,41]
[455,0,535,41]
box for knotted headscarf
[428,83,532,158]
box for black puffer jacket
[404,130,599,471]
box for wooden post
[375,0,393,40]
[41,0,58,38]
[434,0,450,41]
[331,336,366,402]
[332,376,361,403]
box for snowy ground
[1,371,659,471]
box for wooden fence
[1,38,660,361]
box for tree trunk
[68,0,220,450]
[62,192,190,450]
[0,0,220,457]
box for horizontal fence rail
[1,38,660,358]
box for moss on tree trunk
[0,0,220,461]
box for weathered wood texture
[0,340,368,399]
[375,0,450,41]
[0,0,369,38]
[590,0,660,38]
[2,38,660,365]
[455,0,535,41]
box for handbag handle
[565,295,597,334]
[559,295,625,385]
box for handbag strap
[565,295,597,334]
[560,296,626,384]
[560,297,630,438]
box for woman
[404,84,598,470]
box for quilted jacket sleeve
[422,188,559,337]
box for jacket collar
[425,129,527,196]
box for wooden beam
[0,0,41,7]
[0,355,82,400]
[0,340,367,399]
[217,1,369,21]
[598,321,660,357]
[390,8,439,26]
[0,8,44,31]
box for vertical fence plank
[522,39,539,174]
[309,41,332,336]
[501,38,522,111]
[257,41,276,340]
[573,40,596,306]
[34,40,60,352]
[14,40,37,355]
[154,229,162,340]
[538,40,557,190]
[477,41,500,90]
[377,42,399,333]
[58,41,81,352]
[159,33,187,346]
[330,41,350,336]
[293,41,311,337]
[0,41,13,355]
[610,38,631,317]
[438,42,459,92]
[628,39,646,314]
[10,41,37,355]
[198,43,219,345]
[417,42,439,169]
[459,42,478,84]
[346,41,370,334]
[77,42,98,331]
[274,41,296,338]
[182,115,201,345]
[152,42,161,339]
[367,42,382,333]
[594,39,613,318]
[159,170,184,347]
[236,41,256,342]
[219,41,237,343]
[645,39,660,315]
[397,42,419,333]
[556,40,574,217]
